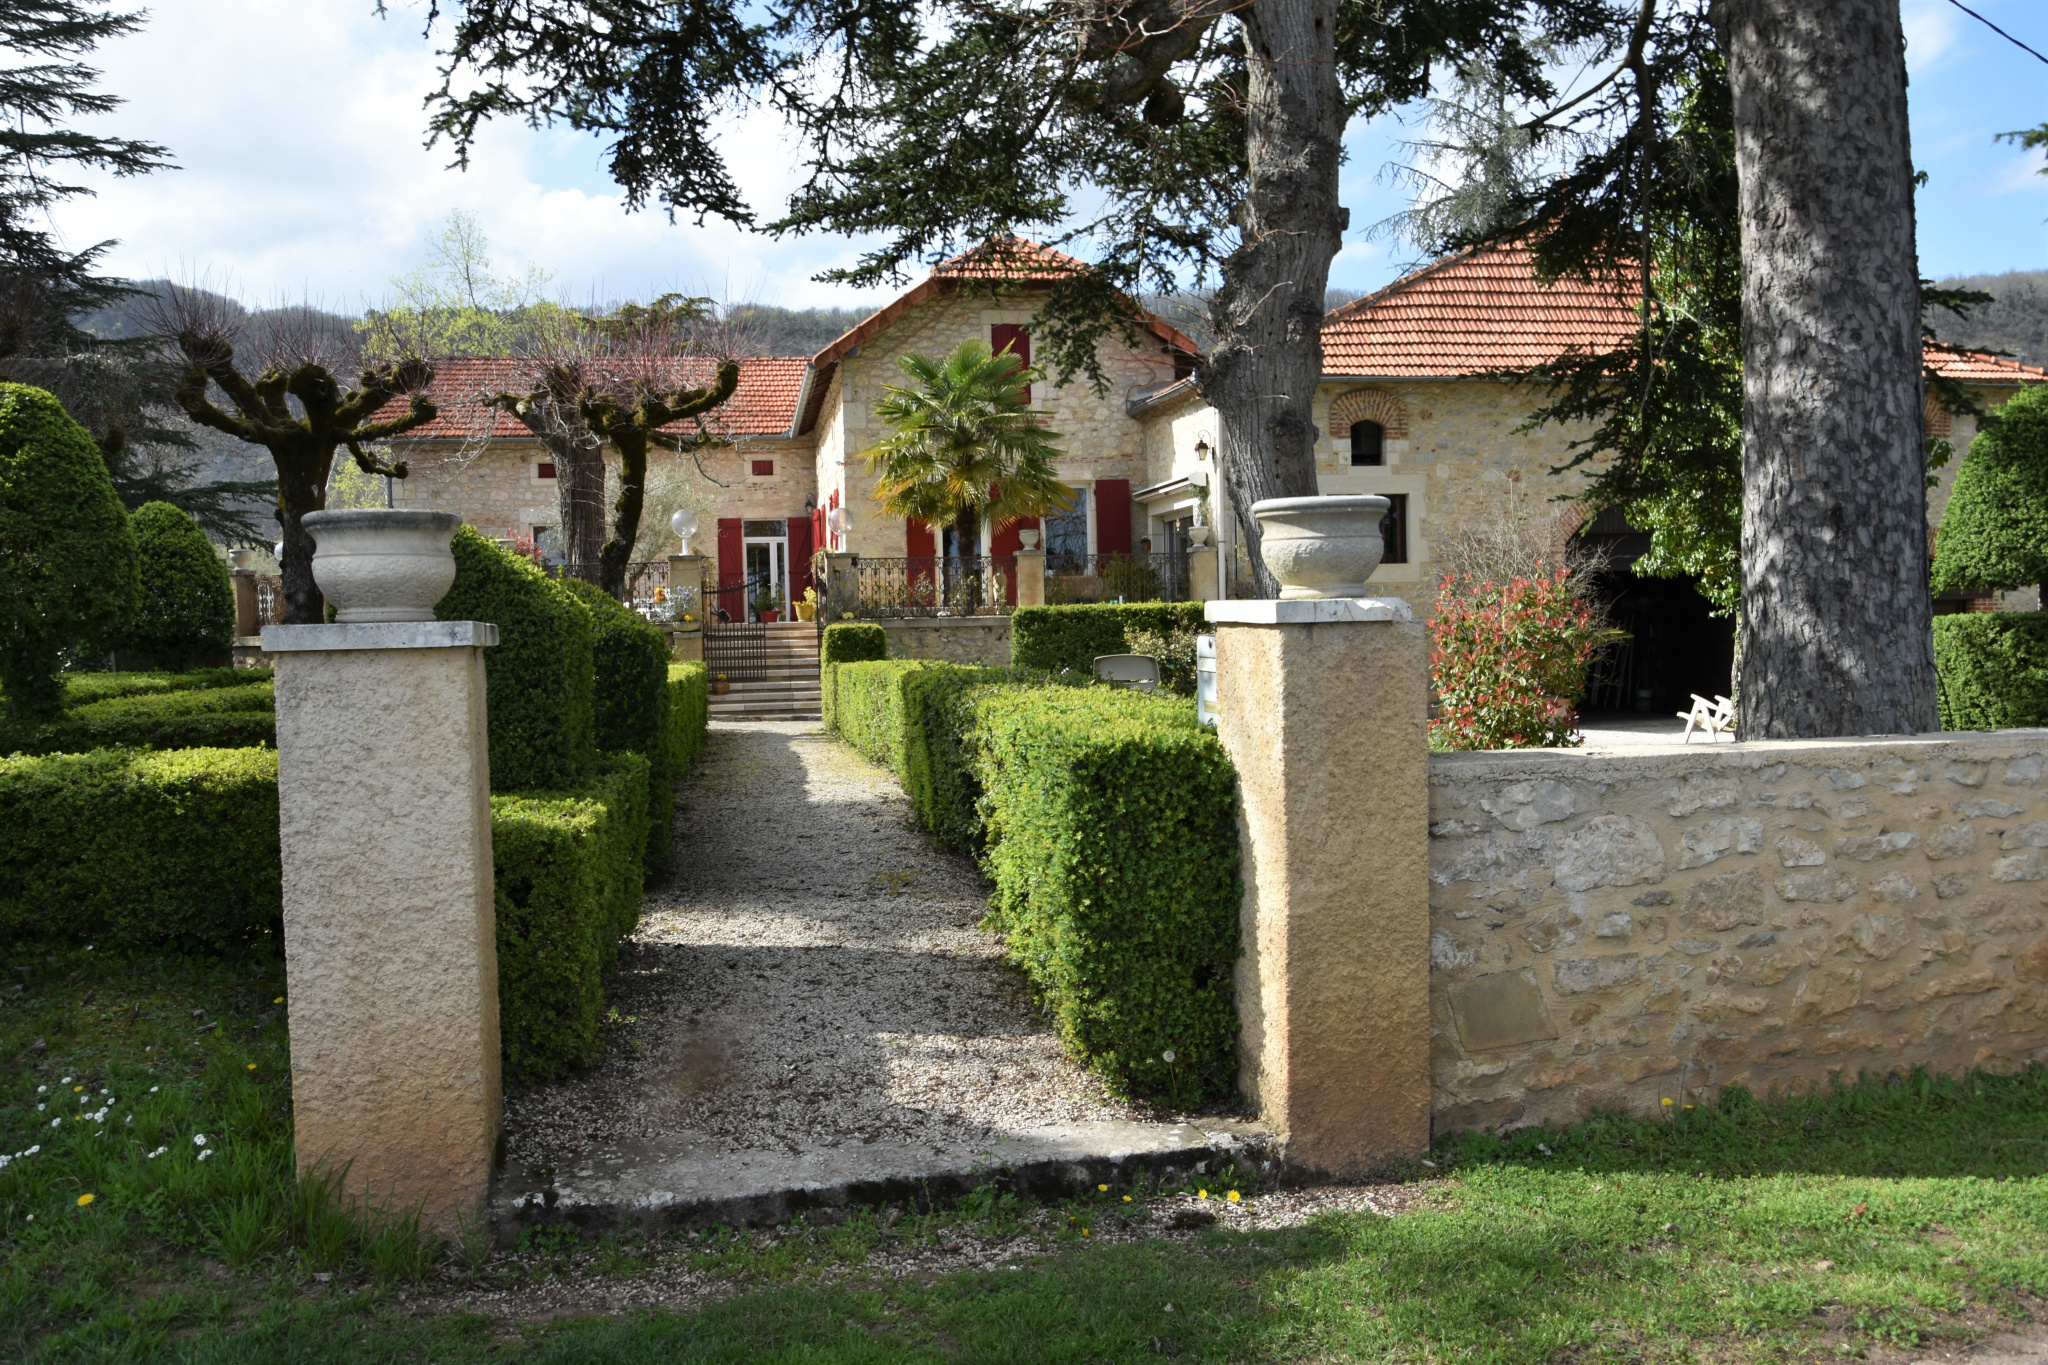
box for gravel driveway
[498,721,1259,1226]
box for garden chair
[1678,693,1736,742]
[1093,654,1161,692]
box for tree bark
[1199,0,1346,599]
[1718,0,1938,736]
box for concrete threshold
[494,1116,1271,1239]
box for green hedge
[491,752,650,1082]
[1011,602,1208,674]
[829,660,937,772]
[435,528,595,791]
[669,661,709,772]
[820,624,887,729]
[1935,612,2048,730]
[0,747,281,948]
[112,501,234,671]
[62,669,251,705]
[899,663,1085,852]
[560,578,677,870]
[977,687,1241,1100]
[0,680,276,756]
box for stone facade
[1425,732,2048,1134]
[874,617,1012,665]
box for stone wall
[875,617,1012,666]
[1425,732,2048,1134]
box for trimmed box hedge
[829,659,936,772]
[0,746,282,949]
[1011,602,1208,675]
[1935,612,2048,730]
[561,578,679,870]
[61,668,250,705]
[491,752,650,1082]
[977,687,1241,1100]
[899,663,1085,852]
[670,661,709,773]
[820,623,888,729]
[0,680,276,756]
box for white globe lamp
[669,508,699,555]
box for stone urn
[1250,495,1391,599]
[229,548,257,571]
[1187,525,1213,548]
[1017,527,1041,550]
[302,509,463,623]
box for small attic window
[1349,421,1385,467]
[752,459,775,477]
[536,461,557,480]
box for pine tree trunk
[1199,0,1346,599]
[1719,0,1938,736]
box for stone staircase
[707,621,822,721]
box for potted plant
[796,586,820,622]
[752,585,780,623]
[711,672,729,696]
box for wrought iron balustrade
[837,556,1017,618]
[1043,550,1184,604]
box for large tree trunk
[557,439,608,583]
[276,446,329,625]
[1198,0,1346,599]
[1718,0,1938,737]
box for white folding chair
[1677,693,1736,742]
[1092,654,1161,692]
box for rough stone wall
[875,617,1012,665]
[1425,733,2048,1134]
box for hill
[1930,268,2048,367]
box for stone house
[387,238,2042,703]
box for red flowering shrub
[1429,565,1607,750]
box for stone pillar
[261,620,502,1237]
[823,550,857,617]
[1014,548,1045,608]
[1187,546,1219,603]
[1206,597,1431,1176]
[230,549,261,639]
[667,553,707,656]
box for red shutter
[906,517,936,558]
[790,513,815,601]
[717,517,743,587]
[992,324,1031,404]
[1094,479,1132,555]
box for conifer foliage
[1931,385,2048,604]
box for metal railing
[545,561,670,607]
[705,575,769,681]
[838,556,1018,617]
[253,575,285,626]
[1044,550,1185,605]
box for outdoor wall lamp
[1194,435,1211,461]
[670,508,698,555]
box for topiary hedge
[559,577,678,870]
[820,624,888,729]
[670,661,709,772]
[1011,602,1208,675]
[977,687,1241,1101]
[62,669,251,705]
[435,527,595,791]
[0,680,276,756]
[829,659,936,772]
[1934,612,2048,730]
[113,502,234,672]
[0,746,282,949]
[898,663,1085,852]
[491,752,650,1082]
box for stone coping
[1431,728,2048,779]
[261,621,499,652]
[1206,597,1416,625]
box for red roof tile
[380,355,810,443]
[1323,242,2047,386]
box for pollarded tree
[0,382,137,719]
[154,291,438,624]
[1931,385,2048,605]
[580,357,739,599]
[113,500,233,670]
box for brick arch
[1328,387,1409,441]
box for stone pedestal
[231,569,261,638]
[1206,597,1431,1175]
[1013,549,1045,608]
[261,620,503,1237]
[823,550,857,615]
[666,554,707,620]
[1187,546,1219,603]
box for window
[742,519,788,537]
[751,459,775,477]
[536,461,556,480]
[1350,420,1384,466]
[1044,489,1089,567]
[992,324,1031,403]
[1379,493,1409,564]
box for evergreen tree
[111,501,233,670]
[1931,385,2048,605]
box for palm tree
[863,338,1072,607]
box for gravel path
[500,720,1189,1198]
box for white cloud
[1902,0,1964,71]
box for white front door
[742,520,789,619]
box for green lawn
[4,943,2046,1363]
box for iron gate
[704,575,767,682]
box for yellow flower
[1122,1196,1132,1203]
[274,997,284,1005]
[1196,1189,1208,1199]
[72,1086,82,1093]
[76,1193,94,1207]
[246,1064,257,1071]
[1097,1184,1108,1193]
[1661,1098,1673,1107]
[1227,1191,1241,1203]
[1081,1228,1090,1237]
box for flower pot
[1249,495,1391,600]
[712,679,730,696]
[759,609,780,623]
[301,509,463,622]
[795,602,816,622]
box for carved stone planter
[1250,495,1391,599]
[302,509,463,623]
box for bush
[559,578,676,870]
[62,669,250,705]
[669,661,709,772]
[828,659,937,772]
[899,663,1087,852]
[112,502,234,671]
[0,680,275,756]
[977,687,1240,1102]
[0,383,139,720]
[0,746,281,948]
[491,753,649,1082]
[1123,624,1199,697]
[1011,602,1207,675]
[1932,384,2048,598]
[434,527,595,790]
[1429,568,1609,750]
[1934,612,2048,730]
[821,623,888,728]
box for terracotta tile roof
[798,237,1203,432]
[379,355,810,442]
[1924,348,2048,385]
[1320,242,1641,376]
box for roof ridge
[1324,242,1489,321]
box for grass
[5,941,2046,1362]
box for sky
[38,0,2048,317]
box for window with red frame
[536,461,556,480]
[752,459,774,477]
